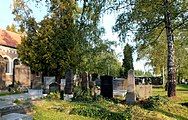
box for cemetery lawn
[32,85,188,120]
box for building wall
[0,45,41,88]
[15,65,31,87]
[0,45,18,76]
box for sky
[0,0,149,71]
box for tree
[122,43,133,78]
[6,24,18,33]
[12,0,111,95]
[134,70,153,77]
[113,0,188,97]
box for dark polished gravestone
[100,75,113,99]
[49,82,60,93]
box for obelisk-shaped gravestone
[64,68,74,100]
[126,69,136,104]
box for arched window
[13,59,20,67]
[4,57,9,73]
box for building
[0,28,41,88]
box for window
[4,57,9,73]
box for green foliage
[135,70,153,77]
[32,85,188,120]
[70,106,131,120]
[13,0,121,78]
[16,0,81,78]
[6,24,19,33]
[122,43,133,78]
[14,99,22,104]
[45,92,60,100]
[141,95,169,110]
[72,86,93,102]
[113,0,188,96]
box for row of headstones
[100,70,152,104]
[44,69,151,104]
[100,70,136,104]
[44,72,98,93]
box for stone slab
[0,113,32,120]
[0,101,14,109]
[113,90,127,97]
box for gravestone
[100,75,113,99]
[113,78,127,97]
[91,73,98,81]
[64,68,74,100]
[44,77,55,89]
[64,69,74,94]
[136,85,152,99]
[49,82,60,93]
[60,79,66,90]
[43,76,55,93]
[81,72,88,91]
[126,69,136,104]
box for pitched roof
[0,29,21,48]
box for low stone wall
[136,85,152,99]
[3,74,12,86]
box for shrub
[69,106,131,120]
[72,86,93,102]
[14,99,22,104]
[46,92,60,100]
[141,95,169,110]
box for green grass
[32,84,188,120]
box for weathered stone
[126,69,136,104]
[14,65,31,87]
[136,85,152,100]
[0,101,14,109]
[1,113,32,120]
[0,105,26,116]
[49,82,60,93]
[43,76,55,93]
[113,78,127,97]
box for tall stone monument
[64,68,74,100]
[81,72,88,91]
[126,69,136,104]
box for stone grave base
[64,94,73,101]
[126,92,136,104]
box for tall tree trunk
[65,68,74,94]
[164,0,176,97]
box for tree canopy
[12,0,121,79]
[113,0,188,97]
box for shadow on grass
[177,84,188,91]
[156,108,188,120]
[181,102,188,107]
[176,89,188,91]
